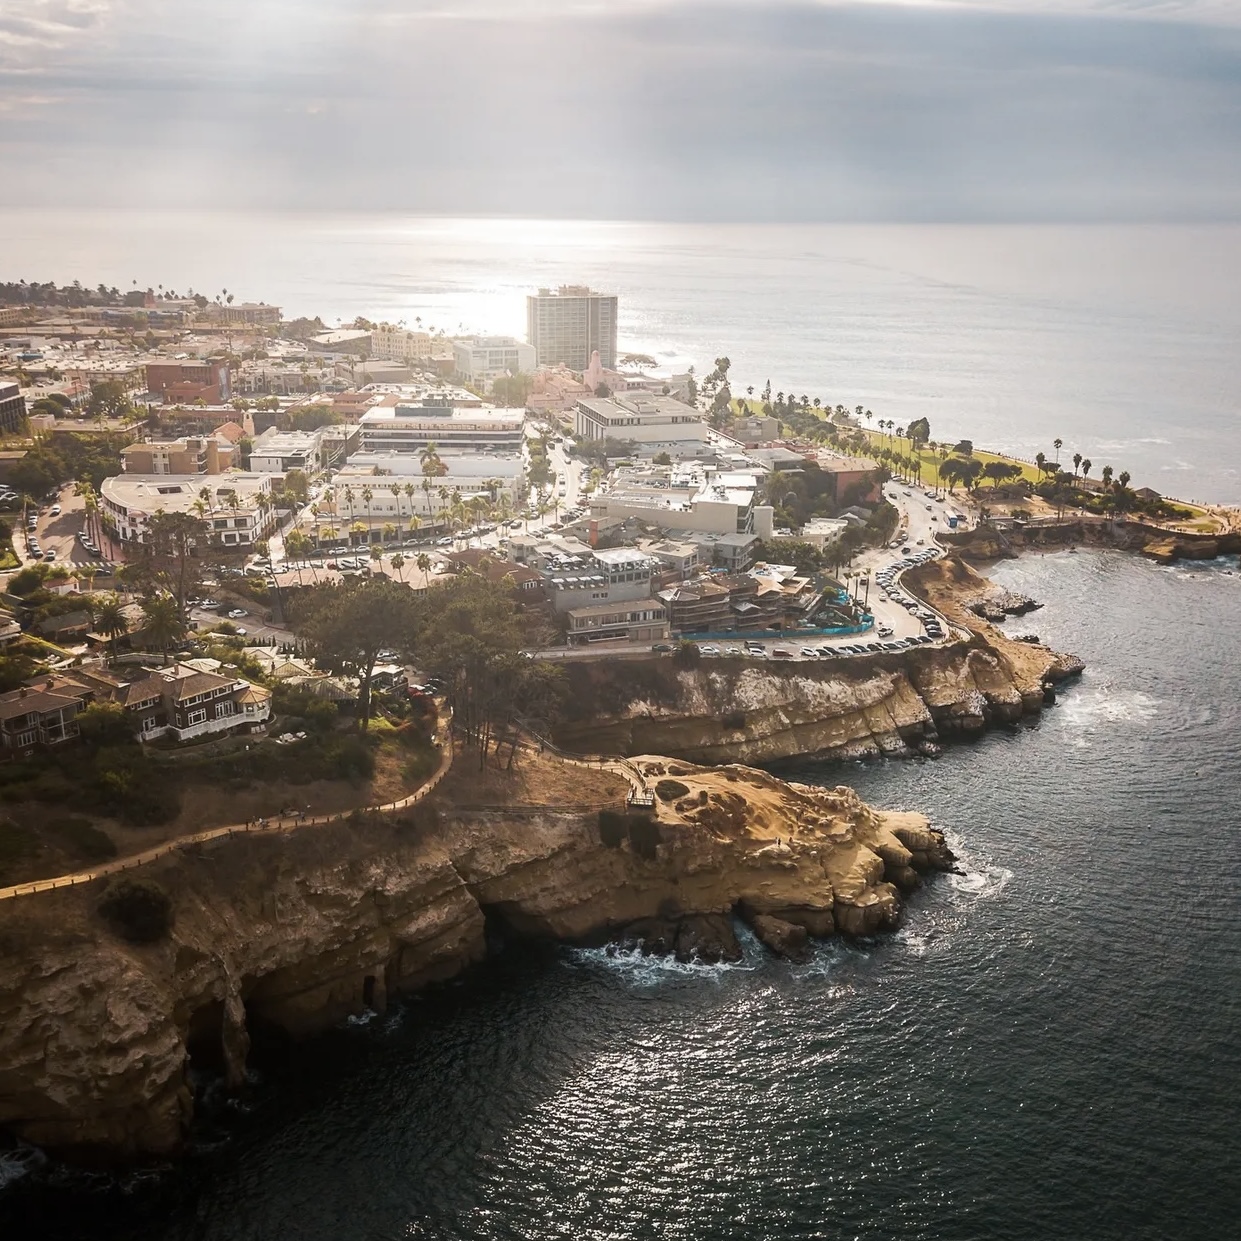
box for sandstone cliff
[552,559,1083,765]
[0,759,951,1165]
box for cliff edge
[553,557,1084,765]
[0,756,951,1165]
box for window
[186,708,207,726]
[217,701,235,717]
[142,716,159,734]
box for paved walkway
[0,724,456,903]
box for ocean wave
[0,1145,45,1190]
[565,940,759,986]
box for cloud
[2,0,1240,219]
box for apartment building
[541,547,659,613]
[101,473,275,548]
[146,358,231,404]
[217,303,282,326]
[453,337,536,387]
[527,286,618,371]
[371,324,434,364]
[0,380,26,435]
[121,434,238,475]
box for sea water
[3,213,1241,502]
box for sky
[3,0,1241,220]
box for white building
[527,286,618,371]
[101,474,276,548]
[370,324,434,364]
[589,464,774,540]
[249,427,327,474]
[453,336,536,387]
[358,405,525,454]
[574,394,708,456]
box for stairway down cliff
[0,758,952,1165]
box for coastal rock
[0,761,952,1165]
[747,914,809,961]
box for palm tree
[382,522,398,546]
[415,552,432,577]
[403,481,418,522]
[141,593,185,663]
[1081,458,1092,480]
[1053,437,1063,465]
[1101,465,1114,489]
[369,543,384,574]
[92,592,128,658]
[349,521,367,547]
[1035,451,1047,478]
[390,552,406,582]
[361,486,374,544]
[1072,452,1082,479]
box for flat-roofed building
[0,380,26,435]
[816,453,882,506]
[121,434,238,475]
[527,285,618,371]
[542,547,658,613]
[146,358,230,404]
[589,463,774,541]
[358,405,525,454]
[249,427,326,474]
[453,337,536,387]
[565,600,669,645]
[574,393,706,452]
[371,324,434,364]
[218,302,282,325]
[101,473,275,548]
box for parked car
[227,609,248,619]
[43,550,56,560]
[652,643,674,652]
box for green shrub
[655,778,690,802]
[98,879,174,944]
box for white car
[227,608,248,619]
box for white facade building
[574,394,709,455]
[101,474,276,548]
[358,405,525,454]
[589,464,775,540]
[527,286,618,371]
[453,337,536,387]
[249,427,327,474]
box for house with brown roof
[0,686,83,755]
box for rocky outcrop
[0,763,953,1166]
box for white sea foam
[566,941,759,987]
[0,1145,46,1190]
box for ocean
[3,549,1240,1240]
[2,213,1241,504]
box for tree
[87,380,133,422]
[1053,437,1063,464]
[143,510,211,616]
[1101,465,1114,489]
[139,593,185,661]
[1072,452,1082,479]
[299,578,420,730]
[1081,458,1092,479]
[92,592,129,657]
[390,552,406,582]
[953,440,973,456]
[906,417,931,447]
